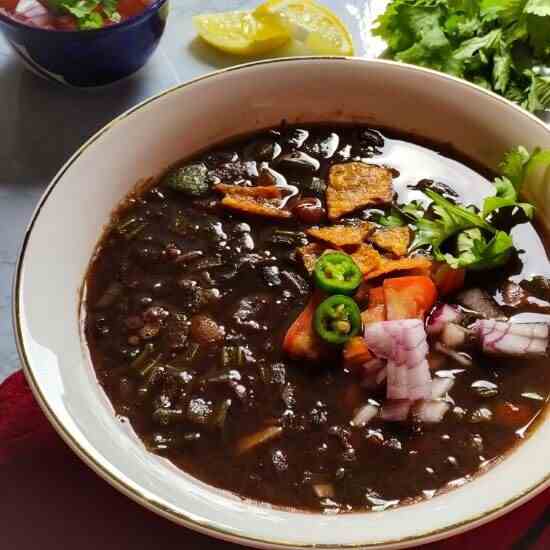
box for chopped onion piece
[15,0,52,26]
[431,377,455,399]
[427,304,463,336]
[473,320,549,357]
[364,320,431,401]
[351,403,379,427]
[412,400,451,423]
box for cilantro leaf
[375,0,550,112]
[501,145,550,186]
[482,176,535,218]
[377,208,406,227]
[453,28,502,60]
[525,0,550,17]
[411,188,493,249]
[79,11,104,29]
[63,0,98,18]
[102,0,121,23]
[403,146,547,271]
[439,228,514,270]
[48,0,121,29]
[376,201,425,227]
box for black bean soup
[84,124,550,513]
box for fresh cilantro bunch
[377,146,550,270]
[374,0,550,112]
[47,0,121,29]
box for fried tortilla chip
[369,226,411,257]
[306,221,373,247]
[364,256,433,281]
[215,184,291,219]
[327,163,393,220]
[350,244,382,275]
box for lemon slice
[193,11,290,56]
[254,0,354,56]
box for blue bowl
[0,0,168,87]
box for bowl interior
[15,58,550,549]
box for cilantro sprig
[377,146,550,271]
[374,0,550,112]
[46,0,121,29]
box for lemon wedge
[254,0,354,56]
[193,10,290,56]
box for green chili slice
[313,252,362,295]
[314,295,362,345]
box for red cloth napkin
[0,370,548,550]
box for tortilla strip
[327,163,393,220]
[215,184,291,219]
[306,221,373,247]
[364,256,433,281]
[350,244,382,275]
[369,226,411,257]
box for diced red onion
[426,304,463,336]
[473,320,549,357]
[364,320,431,401]
[434,342,473,367]
[351,403,380,427]
[15,0,53,27]
[412,400,451,423]
[431,377,455,399]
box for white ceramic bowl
[14,58,550,549]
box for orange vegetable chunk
[283,291,327,361]
[383,276,437,320]
[343,337,372,368]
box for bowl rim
[12,56,550,549]
[0,0,167,35]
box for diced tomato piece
[432,263,465,296]
[116,0,149,18]
[383,275,437,320]
[369,286,385,307]
[0,0,18,11]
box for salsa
[84,124,550,513]
[0,0,151,30]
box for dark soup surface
[84,124,550,513]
